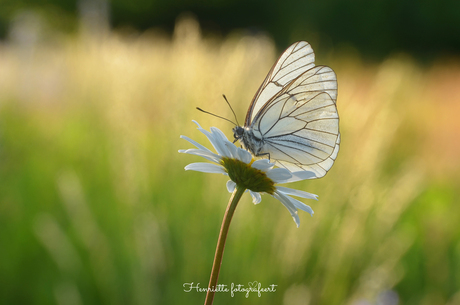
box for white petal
[180,135,212,153]
[293,214,300,227]
[266,168,292,183]
[192,120,203,128]
[210,127,231,143]
[192,121,230,158]
[273,191,300,227]
[215,141,232,158]
[276,190,314,216]
[237,148,252,164]
[276,186,318,200]
[224,141,239,159]
[251,159,275,171]
[226,180,236,193]
[210,127,235,158]
[185,163,226,174]
[249,191,262,204]
[289,196,314,216]
[179,149,221,163]
[284,170,318,183]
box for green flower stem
[204,185,246,305]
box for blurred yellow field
[1,16,460,305]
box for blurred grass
[1,16,460,305]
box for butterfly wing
[245,41,316,126]
[277,132,340,178]
[250,68,340,178]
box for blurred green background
[2,0,460,61]
[1,1,460,305]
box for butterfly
[233,41,340,178]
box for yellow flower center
[220,157,275,195]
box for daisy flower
[180,120,322,305]
[179,120,319,227]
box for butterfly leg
[256,152,271,161]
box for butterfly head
[232,126,245,143]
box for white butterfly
[233,41,340,178]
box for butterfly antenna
[222,95,240,126]
[196,107,237,126]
